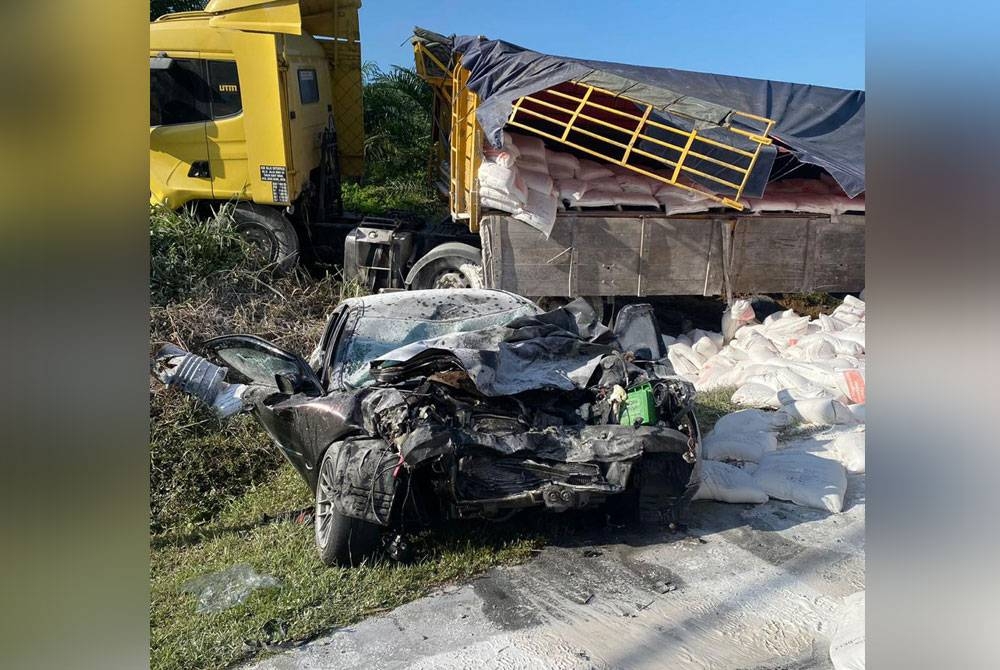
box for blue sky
[359,0,865,90]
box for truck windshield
[337,305,538,388]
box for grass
[693,386,740,434]
[151,464,545,670]
[150,387,746,670]
[341,176,444,220]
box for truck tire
[315,446,381,567]
[232,203,300,273]
[404,242,484,290]
[411,258,484,290]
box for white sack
[482,145,519,169]
[577,159,615,180]
[571,190,619,208]
[509,132,546,160]
[732,382,780,408]
[702,428,777,463]
[478,161,518,191]
[519,168,554,194]
[752,451,847,512]
[847,403,866,423]
[829,428,866,473]
[587,176,625,193]
[616,173,655,194]
[613,192,660,207]
[517,156,548,173]
[479,188,522,213]
[555,179,590,202]
[689,329,724,349]
[829,591,866,670]
[668,348,701,377]
[693,460,769,504]
[781,397,857,425]
[722,299,757,342]
[512,187,558,236]
[670,342,706,368]
[834,368,867,404]
[691,334,721,359]
[548,163,576,179]
[713,408,794,435]
[545,148,579,173]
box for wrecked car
[152,289,701,566]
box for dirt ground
[246,474,864,670]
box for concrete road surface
[248,473,865,670]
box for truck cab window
[150,59,211,127]
[298,69,319,104]
[207,60,242,118]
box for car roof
[338,289,539,322]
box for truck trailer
[149,1,865,306]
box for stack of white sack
[476,132,561,236]
[693,408,792,505]
[478,132,694,235]
[693,408,861,513]
[664,295,866,423]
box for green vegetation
[341,177,440,219]
[692,386,740,434]
[149,204,536,670]
[339,63,446,221]
[151,466,542,670]
[361,64,433,183]
[778,292,843,318]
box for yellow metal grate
[507,82,774,209]
[413,38,776,223]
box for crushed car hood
[370,297,622,396]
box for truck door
[203,59,251,200]
[150,57,213,207]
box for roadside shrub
[150,203,367,532]
[150,204,250,306]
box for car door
[203,335,328,480]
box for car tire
[232,203,300,273]
[315,446,381,567]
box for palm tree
[361,63,433,183]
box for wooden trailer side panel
[480,213,864,296]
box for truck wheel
[315,446,381,567]
[232,203,300,273]
[412,258,484,290]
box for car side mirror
[275,371,302,395]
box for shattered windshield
[337,305,538,388]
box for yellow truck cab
[150,0,363,269]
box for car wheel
[232,203,300,273]
[315,446,381,567]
